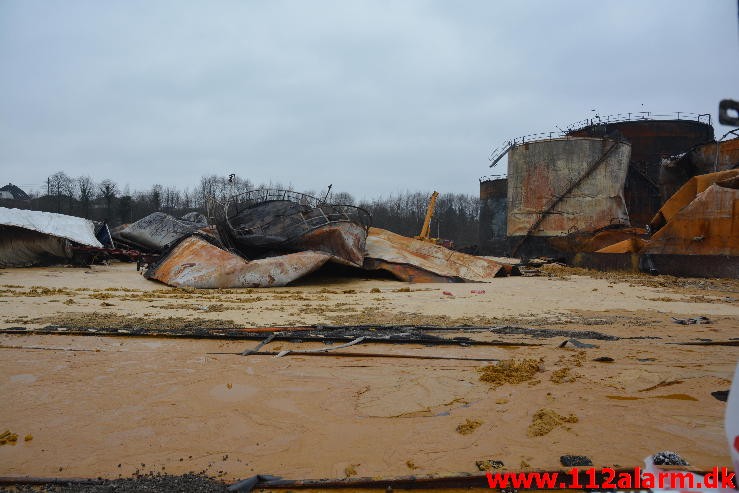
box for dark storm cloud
[1,0,737,199]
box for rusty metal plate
[363,228,506,282]
[145,235,332,288]
[650,169,739,231]
[643,178,739,257]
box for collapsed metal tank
[219,189,371,267]
[478,176,508,255]
[567,118,714,226]
[506,137,632,259]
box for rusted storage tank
[478,177,508,255]
[507,137,631,258]
[568,119,714,226]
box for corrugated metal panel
[506,138,631,237]
[364,227,506,282]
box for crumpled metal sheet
[287,222,366,267]
[0,226,73,267]
[363,227,506,282]
[650,169,739,231]
[145,235,332,288]
[112,212,208,251]
[0,206,103,248]
[643,174,739,256]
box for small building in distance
[0,183,30,202]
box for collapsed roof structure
[0,183,30,201]
[0,207,104,267]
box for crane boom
[417,191,439,240]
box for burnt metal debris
[143,189,513,288]
[480,112,739,278]
[112,211,208,252]
[145,234,334,288]
[219,189,371,267]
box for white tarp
[0,207,102,248]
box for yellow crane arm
[418,191,439,240]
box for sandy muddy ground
[0,262,737,486]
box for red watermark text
[486,466,736,490]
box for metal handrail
[488,111,712,168]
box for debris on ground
[651,450,689,466]
[478,359,542,388]
[476,459,505,471]
[0,429,19,445]
[550,367,578,384]
[527,409,578,437]
[558,338,598,348]
[672,316,711,325]
[559,455,593,466]
[7,473,229,492]
[456,419,483,435]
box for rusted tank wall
[568,120,714,226]
[506,137,631,239]
[478,178,508,255]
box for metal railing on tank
[487,111,712,168]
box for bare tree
[149,184,163,212]
[47,171,73,213]
[98,179,119,219]
[76,176,96,218]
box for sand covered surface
[0,262,738,483]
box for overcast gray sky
[1,0,738,200]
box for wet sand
[0,263,737,484]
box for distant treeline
[4,171,481,247]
